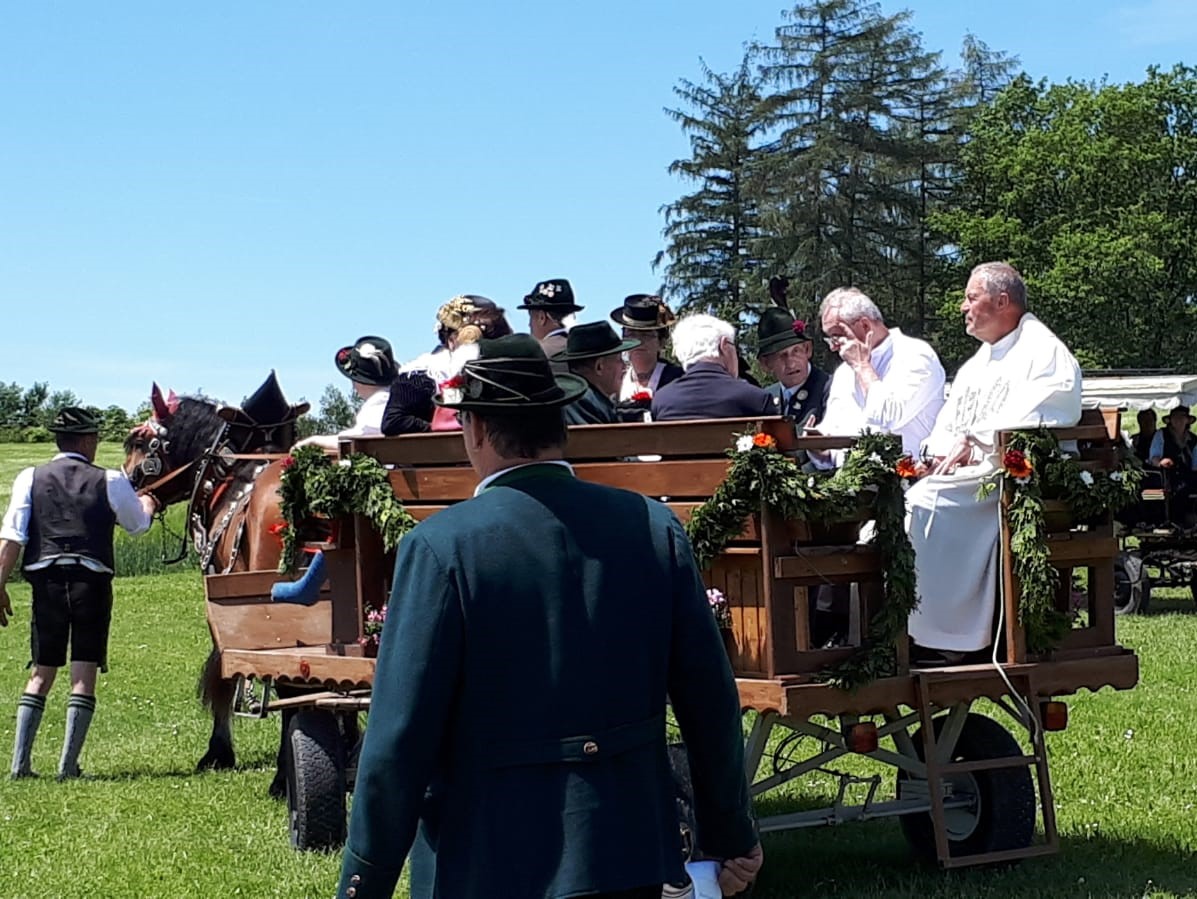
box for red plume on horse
[124,373,310,796]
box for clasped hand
[718,842,764,895]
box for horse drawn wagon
[199,409,1139,870]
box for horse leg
[196,648,237,771]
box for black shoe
[10,770,39,781]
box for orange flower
[753,432,776,449]
[1003,448,1033,479]
[895,457,918,479]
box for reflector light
[847,722,879,753]
[1042,700,1069,732]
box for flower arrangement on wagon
[977,428,1143,653]
[276,445,417,574]
[685,430,917,689]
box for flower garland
[685,430,918,689]
[977,429,1143,653]
[276,445,418,573]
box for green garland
[978,429,1143,653]
[276,445,417,573]
[685,431,918,689]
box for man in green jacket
[554,322,640,426]
[337,334,762,898]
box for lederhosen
[23,456,117,668]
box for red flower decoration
[280,455,295,470]
[441,375,465,389]
[1003,449,1033,479]
[895,457,919,479]
[753,433,776,449]
[268,521,287,547]
[792,319,807,335]
[630,390,652,404]
[336,348,352,365]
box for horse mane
[162,396,227,464]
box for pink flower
[792,319,807,335]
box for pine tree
[654,53,769,324]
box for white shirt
[1,453,154,572]
[820,328,946,456]
[923,313,1082,461]
[619,361,669,402]
[473,461,574,497]
[339,389,390,439]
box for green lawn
[0,446,1195,897]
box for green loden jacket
[336,463,756,898]
[562,383,618,426]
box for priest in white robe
[907,262,1082,654]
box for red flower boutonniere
[792,319,807,335]
[630,390,652,404]
[1003,449,1033,480]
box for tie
[784,390,798,419]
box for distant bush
[22,427,52,444]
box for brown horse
[125,379,304,794]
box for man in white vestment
[816,288,946,458]
[907,262,1082,656]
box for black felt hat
[49,406,100,434]
[334,336,397,386]
[610,294,677,331]
[517,278,583,313]
[756,307,812,357]
[434,334,587,411]
[551,322,640,362]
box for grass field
[0,446,1195,898]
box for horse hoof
[267,771,286,800]
[196,748,236,772]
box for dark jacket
[337,465,756,898]
[25,457,116,572]
[564,383,618,426]
[381,372,436,436]
[651,362,774,421]
[764,365,832,428]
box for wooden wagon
[205,410,1138,867]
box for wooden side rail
[998,407,1124,663]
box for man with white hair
[650,314,773,421]
[907,262,1081,659]
[816,288,945,457]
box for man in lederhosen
[0,407,157,779]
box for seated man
[295,336,397,452]
[553,322,639,426]
[1131,408,1158,464]
[906,262,1082,658]
[651,315,773,421]
[756,307,830,428]
[518,278,582,373]
[1148,405,1197,526]
[816,287,945,457]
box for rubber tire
[1114,552,1146,615]
[286,709,347,851]
[899,713,1036,863]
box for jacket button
[583,740,598,755]
[350,876,361,885]
[346,888,356,898]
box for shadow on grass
[750,821,1196,898]
[1141,595,1196,615]
[84,748,282,784]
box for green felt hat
[434,334,588,411]
[756,307,811,357]
[49,406,100,434]
[551,322,640,362]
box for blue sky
[2,0,1194,414]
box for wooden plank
[1045,535,1119,564]
[773,547,882,581]
[207,597,331,651]
[205,570,299,600]
[220,647,375,686]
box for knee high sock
[11,693,47,777]
[59,694,96,777]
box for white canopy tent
[1081,375,1197,412]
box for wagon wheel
[1113,552,1147,615]
[286,709,347,851]
[898,713,1035,863]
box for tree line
[0,381,358,444]
[655,0,1197,374]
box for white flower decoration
[1079,470,1094,486]
[537,283,561,298]
[735,435,754,453]
[868,452,883,464]
[807,476,816,488]
[441,388,463,406]
[357,342,381,360]
[338,459,352,468]
[1109,471,1123,482]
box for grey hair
[971,262,1026,308]
[671,314,736,370]
[819,287,884,325]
